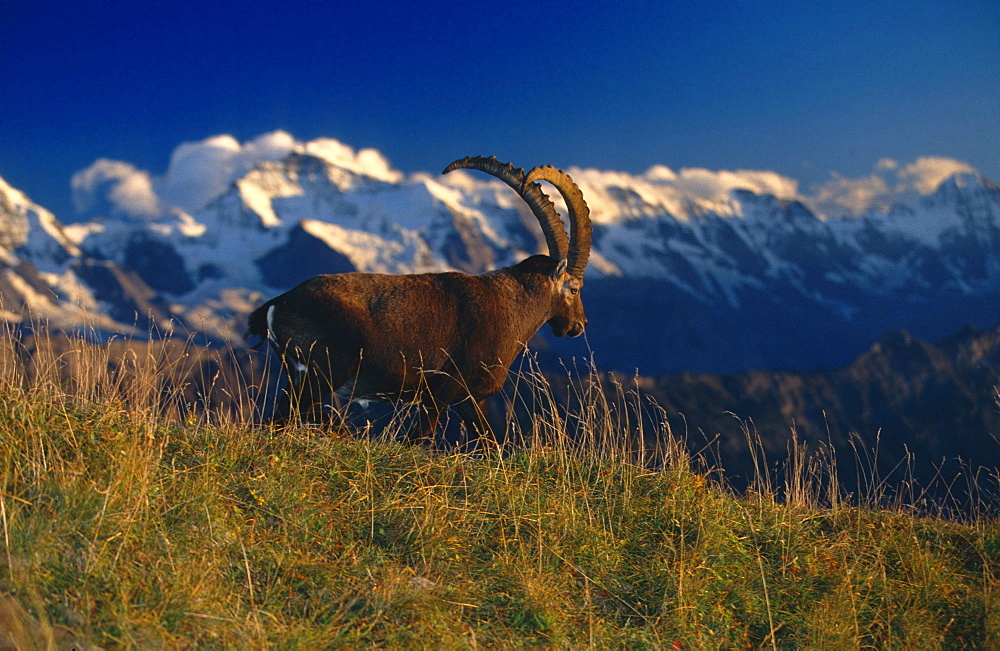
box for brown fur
[246,254,586,440]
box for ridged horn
[524,166,591,279]
[443,156,569,261]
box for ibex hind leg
[272,359,335,426]
[270,359,306,425]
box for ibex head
[443,157,592,337]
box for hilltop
[0,329,997,647]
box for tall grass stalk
[0,325,997,647]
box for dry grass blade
[0,322,995,647]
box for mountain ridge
[627,320,1000,494]
[1,142,999,375]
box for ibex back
[245,156,592,441]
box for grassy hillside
[0,330,998,647]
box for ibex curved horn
[525,165,591,279]
[443,156,569,261]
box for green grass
[0,330,998,647]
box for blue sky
[1,0,997,219]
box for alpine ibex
[246,156,592,440]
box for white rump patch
[265,304,279,347]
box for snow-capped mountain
[3,136,999,374]
[0,175,176,331]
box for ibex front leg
[405,392,446,444]
[454,397,492,441]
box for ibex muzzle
[246,156,592,441]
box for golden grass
[0,324,997,647]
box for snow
[236,174,298,228]
[1,143,998,337]
[0,175,81,270]
[300,219,444,275]
[0,266,123,332]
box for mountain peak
[2,146,998,372]
[0,175,80,269]
[928,171,995,201]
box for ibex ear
[552,257,568,281]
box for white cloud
[156,132,299,212]
[71,159,162,218]
[154,134,242,212]
[563,165,802,225]
[805,156,979,218]
[897,156,976,194]
[304,138,401,182]
[644,165,678,182]
[645,166,799,202]
[809,173,891,217]
[71,131,402,220]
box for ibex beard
[246,156,592,442]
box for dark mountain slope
[626,322,1000,497]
